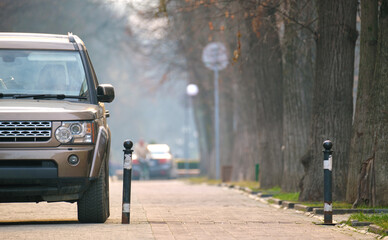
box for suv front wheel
[77,161,110,223]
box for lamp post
[185,84,198,177]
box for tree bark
[251,3,284,188]
[346,0,378,206]
[230,69,259,181]
[350,0,388,207]
[219,72,235,168]
[281,0,316,192]
[225,3,260,181]
[189,69,214,176]
[370,1,388,205]
[299,0,357,201]
[235,0,284,186]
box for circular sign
[202,42,228,71]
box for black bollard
[122,140,133,224]
[323,140,333,225]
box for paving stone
[0,180,380,239]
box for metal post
[255,164,260,182]
[184,93,189,177]
[214,69,220,180]
[323,140,333,225]
[122,140,133,224]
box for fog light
[68,155,80,166]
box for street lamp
[185,83,198,177]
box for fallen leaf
[208,21,214,30]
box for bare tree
[299,0,358,201]
[348,0,388,207]
[280,0,316,192]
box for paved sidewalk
[0,180,379,239]
[132,181,377,240]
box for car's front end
[0,33,114,223]
[0,100,108,203]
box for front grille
[0,121,52,142]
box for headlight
[55,121,94,144]
[55,126,72,143]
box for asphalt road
[0,180,379,240]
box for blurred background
[4,0,388,208]
[0,0,200,174]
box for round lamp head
[186,84,199,96]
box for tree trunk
[185,58,215,177]
[281,0,316,192]
[219,73,235,167]
[350,0,388,207]
[250,3,284,188]
[225,3,260,181]
[370,1,388,205]
[346,0,378,206]
[230,60,259,181]
[299,0,357,201]
[190,70,214,176]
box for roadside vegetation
[347,212,388,235]
[187,177,387,208]
[186,177,221,185]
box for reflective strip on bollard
[123,203,130,213]
[124,154,132,170]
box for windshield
[0,50,88,101]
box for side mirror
[97,84,115,103]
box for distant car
[132,144,176,179]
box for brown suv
[0,33,114,223]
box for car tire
[77,161,110,223]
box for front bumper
[0,146,95,202]
[0,146,94,177]
[0,177,93,202]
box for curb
[268,198,282,205]
[294,204,317,212]
[369,224,388,235]
[313,208,388,215]
[257,193,273,198]
[351,220,371,227]
[210,182,386,238]
[281,201,295,209]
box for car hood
[0,99,102,120]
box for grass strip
[186,178,387,211]
[272,192,299,202]
[348,212,388,233]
